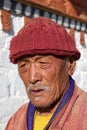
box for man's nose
[28,63,42,84]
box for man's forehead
[18,54,53,61]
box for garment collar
[27,76,75,130]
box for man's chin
[31,101,49,108]
[31,100,56,113]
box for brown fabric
[69,28,75,41]
[24,16,32,24]
[80,31,85,45]
[1,10,12,31]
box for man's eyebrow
[31,56,45,62]
[18,55,46,63]
[18,58,29,63]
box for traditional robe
[5,83,87,130]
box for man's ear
[68,61,76,76]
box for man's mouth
[27,85,50,97]
[31,89,44,92]
[29,88,46,96]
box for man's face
[18,55,70,109]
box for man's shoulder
[74,85,87,106]
[76,85,87,97]
[15,102,29,116]
[10,102,29,121]
[5,102,29,130]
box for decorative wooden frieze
[1,0,87,45]
[13,0,87,23]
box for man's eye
[19,63,26,68]
[39,61,50,65]
[39,62,51,69]
[18,62,28,73]
[40,62,48,64]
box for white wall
[0,14,87,130]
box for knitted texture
[9,17,80,64]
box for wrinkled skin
[18,55,76,115]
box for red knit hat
[9,16,80,64]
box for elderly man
[5,17,87,130]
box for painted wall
[0,14,87,130]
